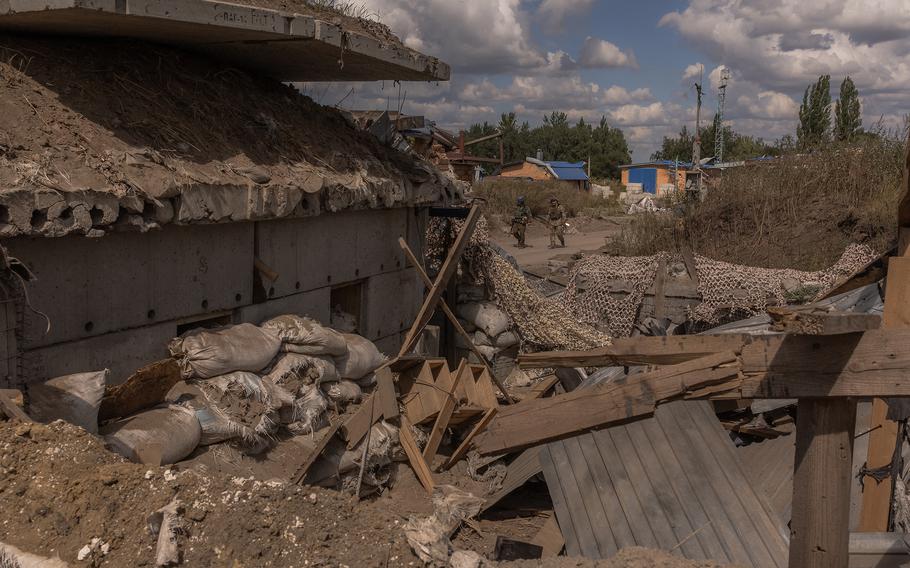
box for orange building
[497,157,590,191]
[619,160,688,194]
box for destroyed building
[0,0,455,390]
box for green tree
[651,118,773,163]
[834,76,862,142]
[797,75,832,147]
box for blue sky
[306,0,910,159]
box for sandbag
[320,380,362,406]
[286,385,329,436]
[28,370,107,434]
[101,405,201,465]
[456,302,510,338]
[335,334,384,380]
[0,542,69,568]
[261,315,348,357]
[168,323,281,379]
[265,353,339,389]
[195,407,253,446]
[206,372,294,409]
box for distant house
[619,160,689,195]
[497,157,590,191]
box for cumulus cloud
[578,37,639,69]
[682,63,705,82]
[537,0,595,32]
[737,91,800,120]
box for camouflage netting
[428,213,876,351]
[428,216,611,352]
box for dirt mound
[0,35,449,237]
[0,420,419,567]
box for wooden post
[789,398,857,568]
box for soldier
[510,196,532,248]
[547,197,567,248]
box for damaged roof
[0,36,457,238]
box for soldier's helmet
[517,196,525,204]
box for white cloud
[578,37,639,69]
[537,0,595,32]
[737,91,799,120]
[682,63,704,82]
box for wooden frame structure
[473,147,910,568]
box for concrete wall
[5,207,426,386]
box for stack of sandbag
[101,404,202,465]
[455,301,519,364]
[168,323,282,379]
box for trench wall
[3,207,426,387]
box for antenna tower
[714,67,731,163]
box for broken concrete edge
[0,0,451,82]
[0,173,458,238]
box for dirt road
[489,216,625,269]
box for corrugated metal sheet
[546,161,589,181]
[628,167,657,193]
[540,400,789,566]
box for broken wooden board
[0,389,32,422]
[531,514,565,558]
[456,364,499,409]
[399,205,481,357]
[375,366,400,420]
[341,393,384,449]
[398,359,450,425]
[293,419,342,485]
[445,407,498,471]
[518,334,754,368]
[423,361,467,464]
[98,359,181,422]
[400,416,435,493]
[767,306,881,335]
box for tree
[834,76,862,142]
[797,75,831,147]
[651,118,773,163]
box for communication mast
[714,67,730,163]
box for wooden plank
[858,398,898,532]
[575,434,636,550]
[644,409,729,563]
[400,361,446,425]
[481,445,539,511]
[624,420,707,560]
[545,440,601,558]
[789,398,857,568]
[475,352,740,455]
[444,407,497,471]
[608,425,686,552]
[399,205,481,357]
[293,419,342,485]
[659,403,754,567]
[98,359,181,422]
[398,237,513,403]
[689,400,790,566]
[423,361,466,464]
[526,375,559,399]
[680,245,700,287]
[375,366,399,420]
[518,334,752,368]
[399,416,435,493]
[530,514,564,558]
[652,256,668,320]
[562,436,618,557]
[0,389,32,422]
[341,393,383,449]
[767,306,881,335]
[538,446,581,557]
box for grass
[303,0,376,20]
[472,178,623,223]
[608,133,906,270]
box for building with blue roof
[496,157,590,191]
[618,160,691,195]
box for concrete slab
[0,0,449,81]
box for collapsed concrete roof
[0,36,459,238]
[0,0,450,82]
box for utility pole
[714,67,730,164]
[692,72,704,197]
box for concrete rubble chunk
[0,0,450,82]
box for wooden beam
[375,366,400,420]
[767,306,881,335]
[443,407,497,470]
[293,419,342,485]
[475,352,741,455]
[789,398,857,568]
[518,334,753,368]
[398,205,481,357]
[423,360,467,464]
[399,415,435,493]
[858,255,910,531]
[652,257,667,320]
[341,393,383,449]
[398,236,514,403]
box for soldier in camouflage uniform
[511,196,532,248]
[547,197,567,248]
